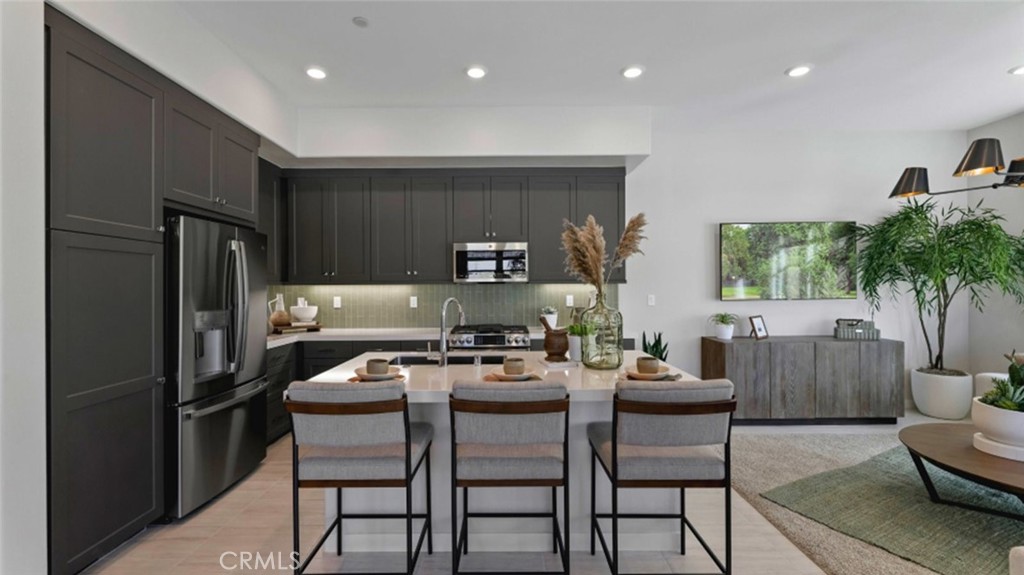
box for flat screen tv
[720,221,857,301]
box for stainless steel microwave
[453,242,528,283]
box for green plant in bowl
[642,331,668,361]
[708,313,739,326]
[980,352,1024,412]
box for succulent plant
[540,305,557,315]
[980,350,1024,412]
[708,313,739,326]
[642,331,669,361]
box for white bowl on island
[290,305,318,323]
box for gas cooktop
[448,324,531,349]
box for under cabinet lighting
[466,66,487,79]
[306,67,327,80]
[785,65,812,78]
[621,66,644,79]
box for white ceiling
[177,1,1024,131]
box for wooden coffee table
[899,423,1024,521]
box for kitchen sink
[388,354,506,366]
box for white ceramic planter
[714,324,735,340]
[541,313,558,329]
[972,398,1024,447]
[910,369,973,420]
[567,335,582,362]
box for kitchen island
[304,350,707,554]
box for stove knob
[462,335,474,346]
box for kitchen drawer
[266,393,290,444]
[267,344,295,369]
[302,341,353,359]
[304,358,344,380]
[401,340,434,353]
[268,360,294,381]
[352,340,402,355]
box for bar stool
[284,380,434,575]
[448,380,571,575]
[588,379,736,575]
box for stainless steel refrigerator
[166,215,268,518]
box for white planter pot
[910,369,973,420]
[567,335,582,362]
[972,398,1024,447]
[714,324,735,340]
[541,313,558,329]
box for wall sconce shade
[889,167,930,198]
[953,138,1005,177]
[1003,159,1024,187]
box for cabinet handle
[323,272,328,277]
[330,272,336,276]
[413,271,418,275]
[406,271,411,275]
[215,196,221,204]
[157,225,165,233]
[156,377,166,385]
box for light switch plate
[565,294,574,307]
[647,294,656,306]
[333,296,342,309]
[410,296,418,309]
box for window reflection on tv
[720,222,857,301]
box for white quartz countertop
[267,327,548,349]
[305,350,697,403]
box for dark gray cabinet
[701,336,904,421]
[164,86,259,223]
[453,176,528,242]
[371,177,453,282]
[266,344,296,443]
[526,174,626,283]
[48,230,164,575]
[527,176,576,282]
[49,26,164,243]
[258,159,286,283]
[290,177,372,283]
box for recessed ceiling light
[466,66,487,79]
[352,16,369,28]
[621,66,644,79]
[785,65,813,78]
[1009,65,1024,76]
[306,67,326,80]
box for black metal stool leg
[590,449,596,556]
[551,486,558,553]
[462,487,469,555]
[680,487,686,555]
[337,488,343,555]
[611,484,619,575]
[406,483,413,575]
[426,449,433,554]
[451,477,458,574]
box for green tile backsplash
[267,283,618,328]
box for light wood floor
[82,431,824,575]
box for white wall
[53,0,298,152]
[620,107,970,378]
[968,111,1024,373]
[0,1,49,573]
[297,106,651,159]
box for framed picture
[749,315,769,340]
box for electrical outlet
[647,294,656,306]
[333,296,342,309]
[409,296,418,309]
[565,294,574,307]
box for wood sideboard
[701,336,904,423]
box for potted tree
[857,199,1024,419]
[708,313,739,340]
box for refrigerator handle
[236,239,251,374]
[228,239,246,374]
[224,242,238,370]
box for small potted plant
[642,331,669,360]
[708,313,739,340]
[540,306,558,329]
[972,351,1024,459]
[566,324,592,362]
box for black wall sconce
[889,138,1024,198]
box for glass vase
[580,292,623,369]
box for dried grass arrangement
[561,213,647,298]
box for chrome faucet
[439,297,466,367]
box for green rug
[762,447,1024,575]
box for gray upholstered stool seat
[587,422,724,481]
[299,422,433,481]
[456,442,564,481]
[285,379,434,575]
[449,379,571,574]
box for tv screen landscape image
[720,221,857,301]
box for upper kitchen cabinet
[453,176,528,242]
[258,159,286,282]
[164,86,259,224]
[527,176,575,282]
[576,175,626,283]
[48,18,164,243]
[371,176,453,282]
[288,176,371,284]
